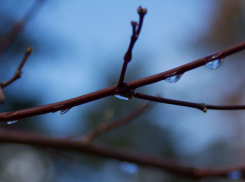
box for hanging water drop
[114,88,134,101]
[114,94,130,101]
[7,120,18,125]
[228,171,242,180]
[206,58,224,70]
[58,108,71,115]
[164,74,183,83]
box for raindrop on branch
[206,58,224,70]
[114,94,130,101]
[58,108,71,115]
[114,89,134,101]
[164,74,183,83]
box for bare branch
[0,0,44,57]
[1,6,245,123]
[134,92,206,112]
[0,128,244,179]
[118,6,147,86]
[2,47,33,88]
[127,41,245,89]
[0,86,116,122]
[82,102,151,143]
[135,92,245,112]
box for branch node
[114,83,135,101]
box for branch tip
[26,46,33,54]
[131,21,138,27]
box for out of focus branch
[0,0,44,57]
[1,47,32,88]
[0,47,32,103]
[82,102,151,143]
[0,128,244,179]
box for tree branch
[0,47,32,104]
[1,47,33,88]
[1,7,245,123]
[134,92,245,112]
[0,128,244,179]
[0,86,116,121]
[118,7,147,86]
[127,41,245,89]
[82,102,151,143]
[0,0,44,57]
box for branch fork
[114,82,135,100]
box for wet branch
[0,128,244,179]
[1,38,245,122]
[0,0,44,57]
[1,6,245,123]
[118,7,147,86]
[127,41,245,89]
[134,92,245,112]
[82,102,151,143]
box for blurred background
[1,0,245,181]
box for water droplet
[114,89,134,101]
[203,107,207,113]
[164,74,183,83]
[7,120,18,125]
[120,162,138,175]
[201,104,207,113]
[206,58,224,70]
[114,94,130,101]
[58,108,71,115]
[228,171,242,180]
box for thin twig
[118,7,147,86]
[82,102,151,143]
[0,128,244,179]
[134,92,245,112]
[0,0,44,57]
[2,47,33,88]
[134,92,206,112]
